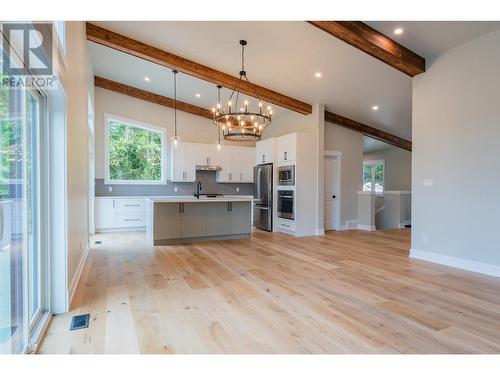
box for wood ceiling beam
[94,76,213,119]
[87,22,312,115]
[308,21,425,77]
[325,111,412,151]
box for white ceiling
[366,21,500,59]
[89,42,290,119]
[89,21,500,142]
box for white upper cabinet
[277,133,297,163]
[216,146,254,183]
[171,142,255,183]
[238,147,254,182]
[255,138,275,165]
[170,142,196,182]
[194,143,216,166]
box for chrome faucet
[194,181,202,198]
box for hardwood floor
[39,229,500,354]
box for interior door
[324,156,340,230]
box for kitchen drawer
[114,198,146,212]
[277,218,295,232]
[114,212,146,228]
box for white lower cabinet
[277,217,296,232]
[95,197,147,232]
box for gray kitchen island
[146,196,254,245]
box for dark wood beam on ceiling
[94,76,213,119]
[308,21,425,77]
[87,23,312,115]
[324,111,412,151]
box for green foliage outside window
[1,81,23,198]
[107,119,163,182]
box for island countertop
[146,195,255,203]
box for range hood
[196,165,222,171]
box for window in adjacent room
[104,114,165,184]
[362,160,385,193]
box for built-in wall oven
[278,165,295,186]
[277,190,294,220]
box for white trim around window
[362,159,385,193]
[104,113,166,185]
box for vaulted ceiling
[89,21,500,141]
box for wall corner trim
[67,244,90,310]
[410,248,500,278]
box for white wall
[62,22,93,304]
[94,87,253,179]
[47,22,93,311]
[364,146,411,191]
[412,29,500,276]
[324,122,363,228]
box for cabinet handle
[229,173,232,181]
[282,223,290,227]
[179,203,182,213]
[284,151,287,160]
[227,202,230,212]
[125,204,141,207]
[228,202,232,212]
[124,218,141,222]
[262,155,265,163]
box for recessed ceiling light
[144,76,150,82]
[372,105,379,111]
[195,93,201,98]
[314,72,322,78]
[394,28,404,35]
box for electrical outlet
[108,187,113,192]
[236,187,240,192]
[174,186,178,192]
[422,234,428,243]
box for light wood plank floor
[39,229,500,354]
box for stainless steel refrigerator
[253,163,273,231]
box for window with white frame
[104,114,165,184]
[363,160,385,193]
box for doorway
[324,152,341,231]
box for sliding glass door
[26,90,43,331]
[0,74,47,353]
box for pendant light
[170,69,181,147]
[215,85,222,151]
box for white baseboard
[399,220,411,228]
[410,248,500,278]
[67,244,90,309]
[357,224,376,231]
[315,229,325,236]
[340,220,358,231]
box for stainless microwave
[278,165,295,186]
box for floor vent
[70,314,90,331]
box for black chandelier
[212,40,272,141]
